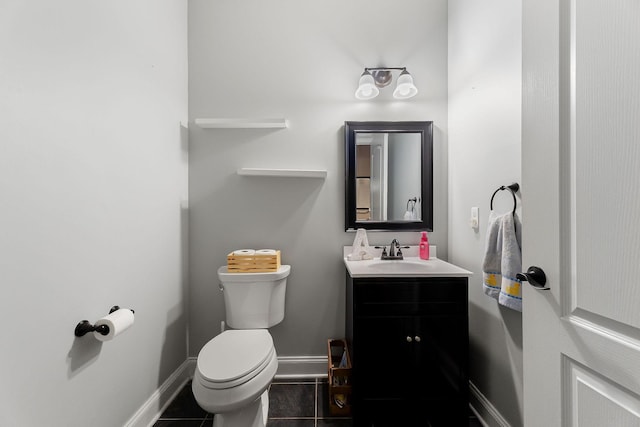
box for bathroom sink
[343,254,472,278]
[365,260,433,271]
[361,259,437,275]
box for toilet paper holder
[74,306,135,337]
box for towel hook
[490,183,519,215]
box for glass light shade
[355,71,380,100]
[393,70,418,99]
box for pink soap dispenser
[419,231,430,260]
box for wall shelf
[237,168,327,179]
[195,118,288,129]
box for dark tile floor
[153,378,483,427]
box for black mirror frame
[344,121,433,231]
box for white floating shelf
[195,118,288,129]
[237,168,327,179]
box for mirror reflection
[355,132,422,221]
[345,121,433,231]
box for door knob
[516,266,550,290]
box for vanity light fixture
[355,67,418,100]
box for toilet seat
[197,330,275,390]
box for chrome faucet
[381,239,404,260]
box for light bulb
[355,71,380,100]
[393,70,418,99]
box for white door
[369,134,388,221]
[522,0,640,426]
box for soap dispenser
[419,231,430,260]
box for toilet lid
[197,330,274,387]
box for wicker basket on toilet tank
[226,250,281,273]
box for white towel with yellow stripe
[482,211,522,311]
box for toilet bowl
[192,265,290,427]
[192,330,278,426]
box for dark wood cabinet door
[413,314,468,402]
[353,315,415,399]
[347,274,469,427]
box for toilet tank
[217,265,291,329]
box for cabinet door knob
[414,336,421,342]
[406,336,413,342]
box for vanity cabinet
[346,274,469,427]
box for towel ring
[406,197,417,211]
[490,183,519,215]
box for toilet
[192,265,291,427]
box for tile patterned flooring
[153,378,483,427]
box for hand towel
[482,211,503,300]
[482,211,523,311]
[403,199,417,220]
[498,213,523,311]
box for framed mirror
[345,121,433,231]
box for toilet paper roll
[93,309,135,342]
[233,249,256,255]
[256,249,277,255]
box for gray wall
[448,0,523,425]
[188,0,449,357]
[0,1,188,426]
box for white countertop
[343,246,473,278]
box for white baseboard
[469,381,512,427]
[124,358,196,427]
[275,355,328,379]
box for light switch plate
[470,207,479,230]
